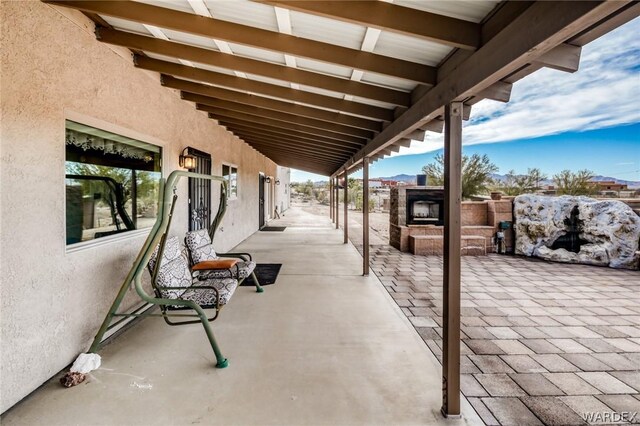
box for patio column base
[440,408,463,420]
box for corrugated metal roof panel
[359,72,418,91]
[294,57,353,79]
[393,0,500,23]
[297,84,350,100]
[244,73,297,89]
[374,31,452,66]
[225,42,286,65]
[205,0,279,32]
[134,0,193,14]
[101,16,151,35]
[289,10,367,50]
[347,95,397,110]
[161,28,219,50]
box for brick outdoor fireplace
[390,186,515,255]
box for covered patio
[0,208,481,425]
[2,0,639,423]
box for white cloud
[396,17,640,157]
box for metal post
[363,157,370,276]
[329,180,333,221]
[343,170,348,244]
[442,102,462,418]
[335,177,339,230]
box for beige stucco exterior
[0,1,290,412]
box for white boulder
[514,194,640,270]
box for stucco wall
[0,1,289,412]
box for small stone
[60,372,86,388]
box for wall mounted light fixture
[179,147,197,170]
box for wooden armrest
[193,259,239,271]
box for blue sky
[292,17,640,182]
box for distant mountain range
[308,174,639,188]
[488,173,640,189]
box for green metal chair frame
[88,170,262,368]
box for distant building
[592,181,628,192]
[369,178,402,188]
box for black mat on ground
[241,264,282,286]
[261,226,287,232]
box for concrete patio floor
[1,207,481,425]
[366,245,640,426]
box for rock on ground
[514,195,640,269]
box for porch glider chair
[185,229,263,293]
[148,235,239,309]
[146,234,242,368]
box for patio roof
[46,0,639,176]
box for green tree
[553,169,597,196]
[422,153,498,199]
[500,168,548,196]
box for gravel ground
[292,198,390,243]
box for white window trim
[222,162,239,201]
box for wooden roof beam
[533,43,582,73]
[263,1,480,50]
[227,126,360,151]
[231,128,358,155]
[47,0,436,84]
[215,117,365,148]
[247,144,345,166]
[470,81,513,104]
[394,138,413,148]
[138,59,394,121]
[183,93,374,139]
[235,136,354,161]
[96,28,410,106]
[420,119,444,134]
[162,77,381,131]
[203,107,368,144]
[220,121,363,149]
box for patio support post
[330,180,333,221]
[335,177,339,229]
[343,169,349,244]
[441,101,462,418]
[362,156,370,276]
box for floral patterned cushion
[147,236,239,307]
[185,229,217,263]
[180,278,238,306]
[148,236,191,299]
[148,235,183,274]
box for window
[65,120,162,245]
[222,164,238,199]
